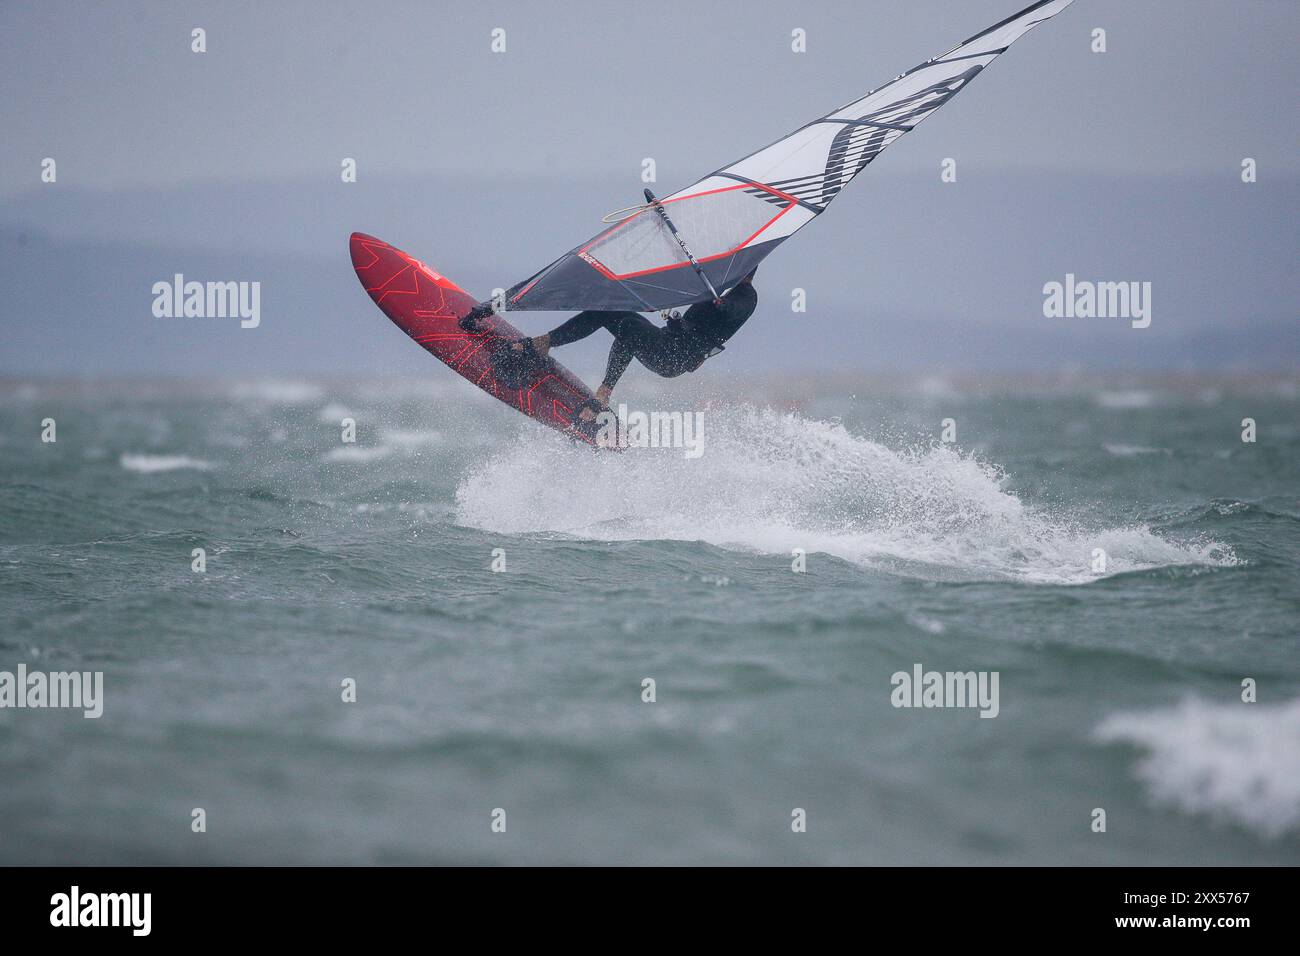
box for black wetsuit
[544,281,758,392]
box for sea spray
[455,405,1236,585]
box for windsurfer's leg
[545,310,630,349]
[505,309,622,361]
[600,312,661,351]
[603,314,692,378]
[531,310,654,365]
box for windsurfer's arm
[577,355,621,422]
[599,339,634,399]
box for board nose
[349,232,385,270]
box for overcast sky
[2,0,1297,197]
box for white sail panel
[582,184,796,278]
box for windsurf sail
[504,0,1073,313]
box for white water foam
[454,406,1234,584]
[1096,697,1300,838]
[318,402,353,423]
[1103,443,1169,457]
[120,453,212,473]
[323,445,393,463]
[380,427,444,448]
[320,428,443,463]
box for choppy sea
[1,373,1297,864]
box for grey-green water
[1,375,1297,864]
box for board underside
[350,232,602,444]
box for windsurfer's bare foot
[458,302,495,332]
[510,333,550,357]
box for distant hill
[1,171,1295,376]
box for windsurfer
[462,269,758,420]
